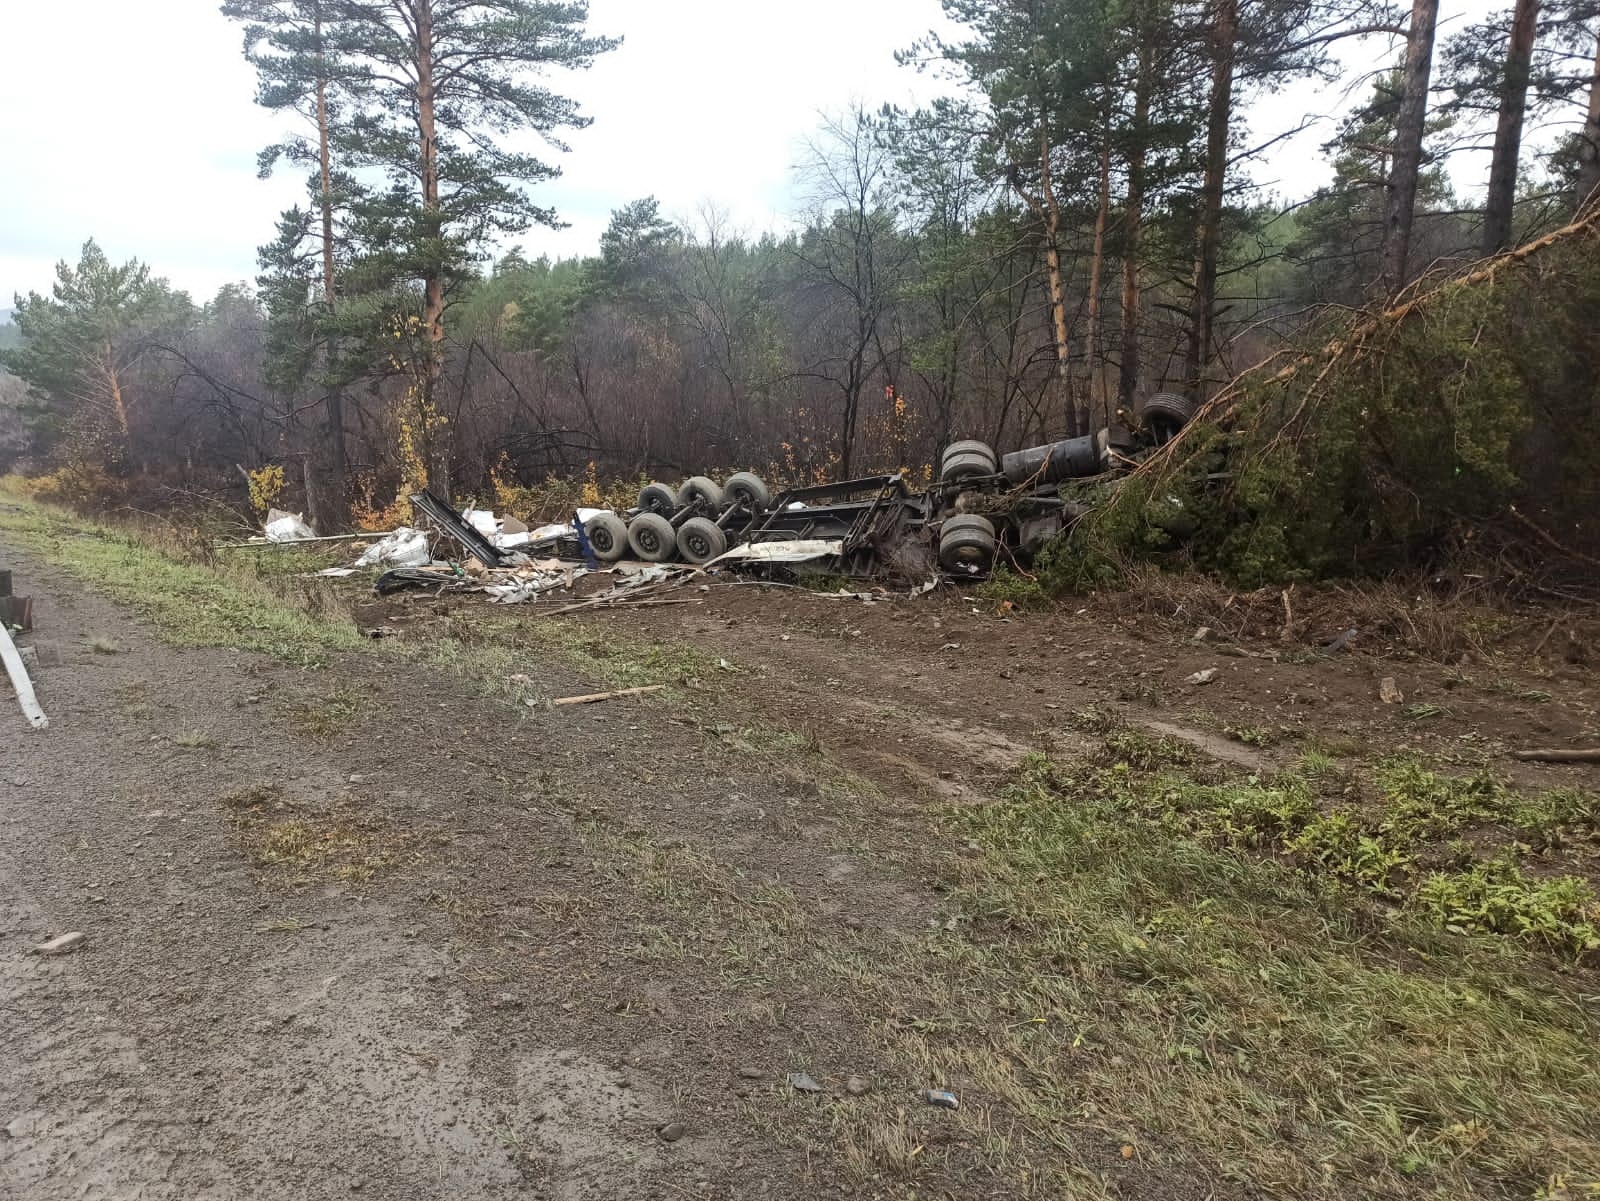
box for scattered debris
[656,1122,687,1143]
[844,1075,872,1097]
[31,931,85,955]
[1324,627,1359,654]
[263,509,316,542]
[355,528,431,569]
[550,686,666,707]
[0,622,48,729]
[1510,748,1600,763]
[923,1089,960,1109]
[707,540,844,566]
[1379,677,1405,705]
[410,489,518,568]
[1186,668,1219,686]
[788,1072,824,1094]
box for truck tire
[627,512,678,562]
[940,451,996,484]
[637,482,679,516]
[722,471,770,512]
[676,475,725,512]
[583,512,629,562]
[941,440,998,472]
[938,514,998,572]
[676,516,728,565]
[1138,392,1198,431]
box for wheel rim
[592,527,614,553]
[686,532,712,559]
[639,529,663,555]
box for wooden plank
[552,685,666,707]
[0,623,48,729]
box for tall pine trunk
[414,0,450,498]
[1382,0,1440,298]
[1482,0,1540,254]
[1118,38,1153,412]
[1086,137,1112,426]
[1577,29,1600,207]
[1038,129,1075,436]
[1185,0,1237,400]
[313,6,347,530]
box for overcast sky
[0,0,1492,305]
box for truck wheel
[627,512,678,562]
[941,440,997,472]
[938,514,998,572]
[722,471,770,512]
[940,451,996,484]
[676,475,725,512]
[638,482,679,516]
[1138,392,1198,432]
[676,517,728,565]
[584,512,629,562]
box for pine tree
[322,0,618,497]
[222,0,356,528]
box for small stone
[737,1066,764,1080]
[787,1072,823,1094]
[32,932,85,955]
[1380,677,1405,705]
[845,1075,871,1096]
[657,1122,687,1143]
[923,1089,959,1109]
[1186,668,1219,686]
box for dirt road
[0,546,953,1200]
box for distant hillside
[0,314,19,355]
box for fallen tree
[1049,206,1600,594]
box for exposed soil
[4,540,1596,1200]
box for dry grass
[219,784,427,884]
[279,687,371,738]
[1102,565,1583,665]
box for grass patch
[88,635,122,654]
[220,784,426,884]
[576,821,807,988]
[280,686,372,738]
[1116,741,1599,952]
[0,492,365,668]
[172,729,221,750]
[428,611,724,698]
[888,741,1600,1197]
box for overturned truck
[573,395,1195,578]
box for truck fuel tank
[1001,429,1111,486]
